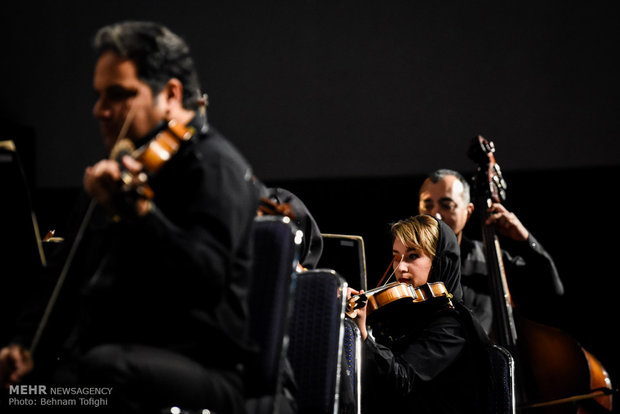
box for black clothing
[75,119,257,364]
[51,344,246,414]
[460,233,564,333]
[360,218,490,414]
[255,185,323,269]
[12,117,258,413]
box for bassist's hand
[485,202,529,242]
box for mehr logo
[9,385,47,395]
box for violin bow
[30,105,137,354]
[375,254,403,288]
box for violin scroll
[346,293,368,318]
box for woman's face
[392,237,433,288]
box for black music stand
[0,140,45,345]
[317,234,367,291]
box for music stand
[0,140,46,344]
[317,234,367,291]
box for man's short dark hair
[425,168,471,204]
[94,21,202,109]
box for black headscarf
[254,182,324,269]
[426,216,463,303]
[265,187,323,268]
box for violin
[110,119,196,200]
[257,197,296,219]
[347,281,453,318]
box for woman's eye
[407,254,418,261]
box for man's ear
[160,78,185,108]
[466,202,474,221]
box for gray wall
[2,1,618,188]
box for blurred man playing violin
[0,21,257,413]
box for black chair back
[287,270,347,414]
[488,344,516,414]
[246,216,301,398]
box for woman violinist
[347,215,492,413]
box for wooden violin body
[468,135,613,413]
[347,281,453,318]
[135,119,195,173]
[111,119,196,200]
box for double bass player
[417,168,564,334]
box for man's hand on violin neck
[84,157,152,217]
[121,155,143,175]
[84,159,122,209]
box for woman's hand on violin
[0,344,33,388]
[485,202,529,242]
[347,288,369,341]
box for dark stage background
[2,1,619,409]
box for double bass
[468,136,613,413]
